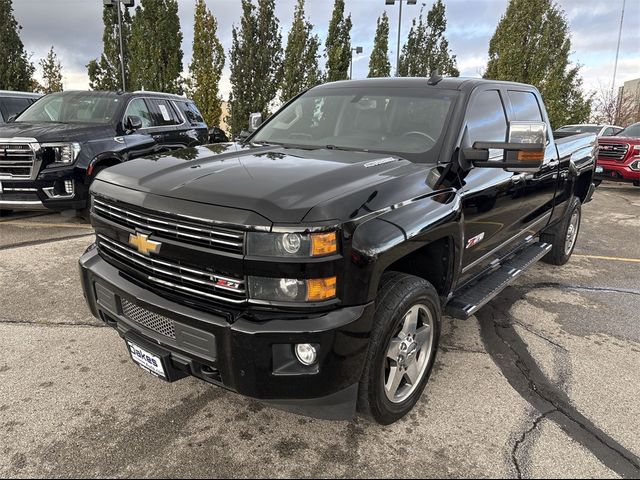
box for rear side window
[147,98,182,126]
[0,97,34,120]
[466,90,508,145]
[177,101,206,126]
[508,91,543,122]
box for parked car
[556,123,624,138]
[0,90,208,214]
[79,77,597,424]
[208,126,229,144]
[595,122,640,186]
[0,90,42,123]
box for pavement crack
[440,344,488,355]
[0,318,106,328]
[511,410,555,479]
[512,320,568,352]
[0,233,93,251]
[520,282,640,297]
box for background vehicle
[0,90,208,214]
[556,123,624,138]
[0,90,42,123]
[208,126,229,144]
[596,122,640,186]
[79,77,597,424]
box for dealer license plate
[127,340,166,378]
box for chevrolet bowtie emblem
[128,232,161,256]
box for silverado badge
[129,232,161,256]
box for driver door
[123,97,166,159]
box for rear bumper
[596,158,640,182]
[79,246,375,420]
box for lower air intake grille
[121,299,176,339]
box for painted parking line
[574,254,640,264]
[0,221,94,230]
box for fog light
[295,344,317,366]
[64,180,74,195]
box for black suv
[0,91,208,213]
[0,90,42,124]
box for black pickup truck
[79,77,597,424]
[0,90,208,214]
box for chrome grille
[598,143,628,161]
[92,197,245,254]
[121,298,176,338]
[97,234,247,304]
[0,142,36,179]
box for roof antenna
[427,70,443,86]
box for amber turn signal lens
[311,232,337,256]
[306,276,337,302]
[517,150,544,162]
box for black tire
[0,209,13,217]
[541,196,581,266]
[357,272,441,425]
[75,165,109,221]
[633,181,640,187]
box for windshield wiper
[325,144,370,153]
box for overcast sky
[12,0,640,97]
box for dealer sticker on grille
[127,341,166,378]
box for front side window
[252,86,458,163]
[17,92,121,124]
[124,98,154,128]
[508,90,543,122]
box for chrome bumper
[0,199,47,210]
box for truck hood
[0,122,113,143]
[599,136,640,143]
[97,143,431,223]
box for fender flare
[87,152,125,177]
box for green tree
[227,0,283,135]
[368,12,391,78]
[187,0,225,126]
[39,46,63,94]
[280,0,321,103]
[325,0,352,82]
[397,0,459,78]
[0,0,35,91]
[485,0,590,127]
[129,0,183,93]
[87,4,132,91]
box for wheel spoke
[405,362,420,385]
[386,338,402,360]
[414,325,431,350]
[402,306,419,335]
[385,365,404,397]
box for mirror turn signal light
[306,276,337,302]
[517,150,544,162]
[311,232,337,256]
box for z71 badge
[466,232,485,249]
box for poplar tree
[397,0,459,78]
[280,0,321,103]
[485,0,590,127]
[0,0,35,91]
[187,0,225,126]
[39,47,63,94]
[129,0,183,94]
[87,4,132,91]
[227,0,283,135]
[325,0,352,82]
[368,12,391,78]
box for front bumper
[79,246,375,420]
[596,159,640,183]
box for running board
[446,242,552,320]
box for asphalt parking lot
[0,183,639,478]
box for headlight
[41,142,81,164]
[248,276,337,303]
[246,231,337,257]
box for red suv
[596,122,640,186]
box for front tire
[0,209,13,217]
[357,272,441,425]
[541,196,581,266]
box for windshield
[252,86,458,163]
[557,125,601,134]
[616,123,640,137]
[17,92,122,124]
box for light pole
[350,46,363,80]
[385,0,417,76]
[103,0,134,91]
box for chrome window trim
[121,96,187,133]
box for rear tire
[541,196,581,266]
[633,181,640,187]
[357,272,441,425]
[0,209,13,217]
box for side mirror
[7,114,17,123]
[125,115,143,132]
[462,121,547,173]
[248,112,263,133]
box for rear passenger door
[145,97,193,149]
[173,100,209,145]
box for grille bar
[0,141,36,179]
[598,143,629,161]
[98,234,247,304]
[121,298,176,339]
[93,197,244,253]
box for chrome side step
[446,242,552,320]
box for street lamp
[350,46,363,80]
[103,0,135,91]
[385,0,417,76]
